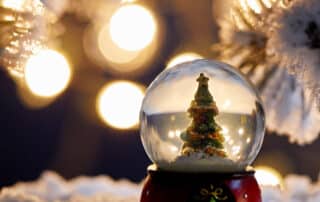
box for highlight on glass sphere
[166,52,203,69]
[140,59,265,172]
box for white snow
[261,174,320,202]
[1,171,320,202]
[0,171,141,202]
[158,152,245,172]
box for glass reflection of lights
[166,52,203,69]
[238,127,244,136]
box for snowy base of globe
[157,152,246,172]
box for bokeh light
[166,52,203,69]
[109,4,157,51]
[86,3,162,74]
[121,0,136,3]
[261,0,273,8]
[1,0,26,10]
[255,166,283,187]
[98,22,140,64]
[96,81,145,129]
[240,0,263,14]
[24,49,72,97]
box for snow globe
[140,59,265,202]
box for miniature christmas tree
[180,73,227,158]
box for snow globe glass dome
[140,59,265,172]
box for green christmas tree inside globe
[140,59,265,172]
[180,73,226,158]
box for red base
[141,165,261,202]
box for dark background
[0,0,319,188]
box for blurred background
[0,0,319,188]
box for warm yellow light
[221,125,229,134]
[239,0,249,11]
[121,0,136,3]
[168,129,181,139]
[96,81,144,129]
[109,4,157,51]
[246,0,263,14]
[238,127,244,136]
[24,49,72,97]
[2,0,26,10]
[170,145,178,152]
[168,131,175,139]
[98,22,140,65]
[222,99,231,109]
[261,0,273,8]
[255,166,283,187]
[166,52,203,69]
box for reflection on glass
[166,52,203,69]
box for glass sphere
[140,59,265,172]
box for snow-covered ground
[0,171,141,202]
[0,171,320,202]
